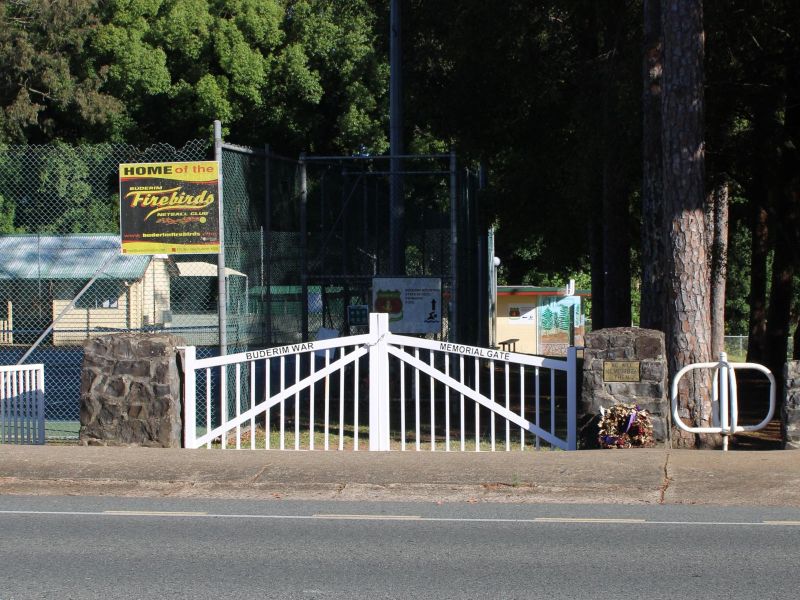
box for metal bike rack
[671,352,775,451]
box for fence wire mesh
[0,140,210,437]
[0,137,484,441]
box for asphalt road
[2,496,800,599]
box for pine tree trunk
[661,0,713,448]
[765,237,793,391]
[707,181,729,358]
[575,9,605,333]
[746,100,773,363]
[589,218,605,331]
[747,203,769,363]
[601,11,631,328]
[640,0,665,332]
[767,42,800,388]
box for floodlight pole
[214,120,228,355]
[389,0,405,275]
[300,152,309,342]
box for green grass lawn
[45,420,80,441]
[208,424,560,451]
[43,420,562,451]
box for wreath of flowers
[598,403,655,449]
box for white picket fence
[0,364,45,445]
[182,313,577,451]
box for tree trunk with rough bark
[601,10,632,329]
[766,42,800,390]
[747,203,769,363]
[707,181,728,358]
[661,0,713,448]
[746,100,773,364]
[640,0,665,333]
[589,218,606,331]
[765,239,793,389]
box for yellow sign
[119,161,220,255]
[603,361,641,382]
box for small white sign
[508,304,536,325]
[372,277,442,334]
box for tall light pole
[491,256,501,347]
[389,0,404,275]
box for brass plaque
[603,360,641,382]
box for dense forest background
[1,0,798,398]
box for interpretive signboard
[372,277,442,334]
[119,161,221,255]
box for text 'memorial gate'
[182,313,577,451]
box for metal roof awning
[174,261,246,278]
[0,234,151,280]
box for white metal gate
[0,363,45,445]
[182,314,577,451]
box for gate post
[369,313,391,450]
[566,346,578,450]
[180,346,197,449]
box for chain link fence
[723,335,795,362]
[221,144,485,349]
[0,140,211,438]
[0,136,485,441]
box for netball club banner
[119,161,220,255]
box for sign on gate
[372,277,442,334]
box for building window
[76,281,122,309]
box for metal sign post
[214,120,228,355]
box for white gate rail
[0,363,45,445]
[183,333,372,450]
[671,352,775,451]
[383,334,577,451]
[182,313,578,451]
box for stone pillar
[580,327,668,448]
[783,361,800,450]
[79,333,185,447]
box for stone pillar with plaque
[579,327,668,448]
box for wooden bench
[498,338,519,352]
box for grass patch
[208,425,561,451]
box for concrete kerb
[1,446,799,506]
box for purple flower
[624,411,638,433]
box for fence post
[566,346,578,450]
[181,346,197,449]
[34,365,45,444]
[213,120,228,356]
[368,313,391,450]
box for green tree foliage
[0,194,17,233]
[1,0,389,154]
[93,0,387,153]
[0,0,798,357]
[11,143,119,233]
[406,1,641,295]
[0,0,124,143]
